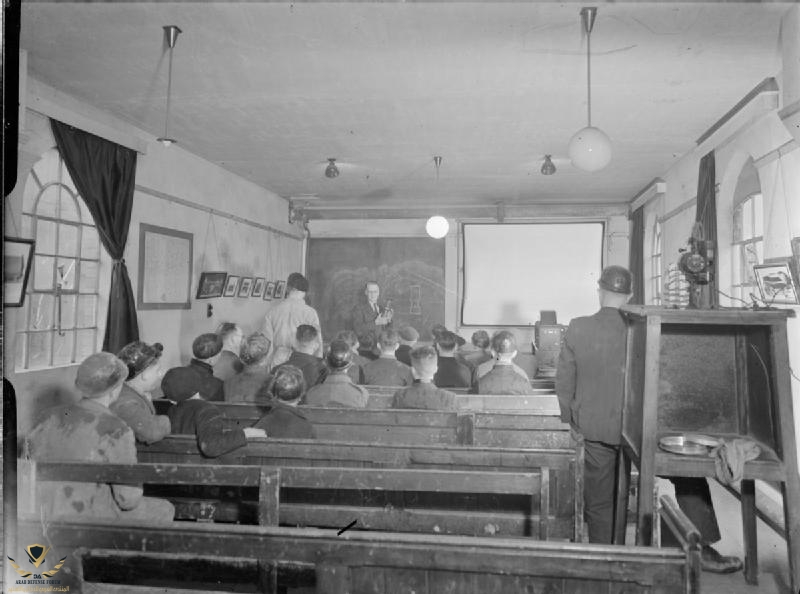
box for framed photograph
[753,262,799,305]
[196,271,228,299]
[137,223,193,310]
[263,281,276,301]
[238,277,254,297]
[223,275,240,297]
[4,237,35,307]
[251,277,266,298]
[273,279,286,300]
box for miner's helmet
[598,265,633,294]
[326,339,353,370]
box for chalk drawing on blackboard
[409,285,421,314]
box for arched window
[731,192,763,303]
[16,148,101,371]
[649,219,663,305]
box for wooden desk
[615,306,798,592]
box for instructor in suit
[350,280,393,348]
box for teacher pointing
[351,281,393,347]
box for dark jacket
[168,399,247,458]
[304,373,369,408]
[252,401,316,439]
[477,364,534,395]
[224,365,272,403]
[162,359,224,402]
[273,351,327,390]
[391,381,458,411]
[555,306,627,445]
[351,300,391,345]
[363,357,414,387]
[433,356,472,389]
[214,350,244,382]
[395,344,413,366]
[110,384,171,444]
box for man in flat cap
[304,340,369,408]
[113,340,171,444]
[252,365,316,439]
[224,332,273,403]
[162,332,225,403]
[263,272,322,367]
[26,352,174,522]
[476,331,534,395]
[433,330,472,389]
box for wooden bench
[137,437,583,541]
[17,494,700,594]
[364,390,559,411]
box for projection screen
[461,222,605,326]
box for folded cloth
[712,438,761,485]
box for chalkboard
[306,238,445,342]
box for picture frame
[195,271,228,299]
[753,262,799,305]
[223,275,240,297]
[238,277,254,297]
[137,223,193,310]
[251,277,266,298]
[3,237,35,307]
[273,279,286,300]
[263,281,276,301]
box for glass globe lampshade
[426,216,449,239]
[568,126,612,172]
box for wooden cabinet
[616,306,798,591]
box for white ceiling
[19,1,791,213]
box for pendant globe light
[568,7,611,172]
[426,157,449,239]
[157,25,182,147]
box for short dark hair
[287,272,309,293]
[335,330,359,349]
[192,333,223,360]
[378,329,400,349]
[240,333,271,365]
[435,330,458,352]
[471,330,490,349]
[491,330,517,354]
[357,333,375,350]
[269,365,306,401]
[364,280,379,290]
[296,324,319,345]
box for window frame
[730,192,763,303]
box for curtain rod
[135,184,303,241]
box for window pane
[21,214,33,238]
[33,255,55,291]
[36,185,61,219]
[58,191,80,223]
[733,206,743,242]
[753,194,763,236]
[81,228,100,260]
[732,247,741,286]
[36,219,56,254]
[79,261,99,293]
[29,293,55,330]
[59,294,76,330]
[744,244,760,284]
[22,174,41,214]
[58,223,79,256]
[61,167,80,202]
[28,332,53,369]
[77,295,97,327]
[32,149,60,190]
[742,199,754,238]
[56,258,78,291]
[53,330,75,366]
[15,334,27,370]
[76,329,96,360]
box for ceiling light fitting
[567,7,612,172]
[157,25,182,147]
[541,155,557,176]
[426,216,449,239]
[433,156,443,180]
[325,158,340,178]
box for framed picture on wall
[263,281,276,301]
[754,262,799,305]
[251,277,266,298]
[273,279,286,300]
[137,223,193,310]
[3,237,35,307]
[196,271,228,299]
[223,275,240,297]
[238,277,254,297]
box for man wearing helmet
[304,339,370,408]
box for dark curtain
[628,205,645,304]
[51,119,139,353]
[695,151,718,307]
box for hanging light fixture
[541,155,557,176]
[568,7,611,172]
[157,25,182,147]
[426,156,448,238]
[324,158,340,178]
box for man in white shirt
[263,272,322,366]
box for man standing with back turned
[263,272,322,367]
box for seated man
[225,332,272,403]
[392,346,458,411]
[357,333,380,361]
[433,330,472,389]
[162,333,225,402]
[335,329,367,384]
[363,329,414,386]
[167,373,266,459]
[476,331,530,381]
[476,331,534,395]
[252,365,316,439]
[395,326,419,366]
[113,340,171,444]
[26,352,174,522]
[304,340,370,408]
[462,330,493,368]
[213,322,245,381]
[273,324,327,389]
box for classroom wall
[3,79,302,432]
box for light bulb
[568,126,612,172]
[325,159,339,178]
[426,216,449,239]
[540,155,556,176]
